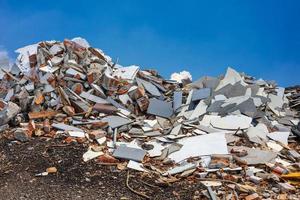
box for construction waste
[0,37,299,199]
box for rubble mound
[0,38,299,199]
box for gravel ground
[0,136,206,200]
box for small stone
[262,192,270,198]
[14,129,29,142]
[46,167,57,173]
[62,105,75,116]
[245,193,260,200]
[272,187,280,193]
[85,178,91,182]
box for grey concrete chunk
[144,130,162,137]
[192,88,211,101]
[147,98,173,118]
[14,128,29,142]
[101,116,132,129]
[136,78,161,96]
[207,100,225,113]
[229,146,277,165]
[173,91,182,112]
[80,91,109,104]
[52,123,84,132]
[164,162,197,176]
[0,101,21,126]
[113,146,146,162]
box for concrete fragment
[164,162,197,176]
[52,123,84,132]
[210,114,252,130]
[147,98,173,118]
[93,103,117,114]
[83,149,104,162]
[113,146,146,162]
[14,128,29,142]
[0,101,21,125]
[101,116,131,129]
[168,133,228,163]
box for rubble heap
[0,38,300,199]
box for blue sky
[0,0,299,86]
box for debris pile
[1,37,300,199]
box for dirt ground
[0,135,207,200]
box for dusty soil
[0,136,207,200]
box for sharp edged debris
[0,37,300,199]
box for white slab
[71,37,90,48]
[164,162,197,175]
[113,65,139,81]
[68,131,85,138]
[15,43,38,73]
[215,67,246,90]
[267,131,290,145]
[267,141,283,152]
[200,115,220,127]
[246,123,268,143]
[145,141,165,157]
[168,133,228,163]
[127,160,146,172]
[189,100,207,120]
[210,115,252,130]
[83,149,103,162]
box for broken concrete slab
[113,65,139,81]
[93,103,117,114]
[210,114,252,130]
[127,160,146,172]
[163,162,197,176]
[136,77,161,97]
[267,131,290,145]
[0,101,21,125]
[189,100,208,120]
[191,88,211,101]
[52,123,84,132]
[173,91,182,112]
[83,149,104,162]
[147,98,173,118]
[101,116,132,129]
[80,91,109,104]
[168,133,228,163]
[113,146,146,162]
[229,146,277,165]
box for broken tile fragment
[147,98,173,118]
[113,146,146,162]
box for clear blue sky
[0,0,299,86]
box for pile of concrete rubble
[0,38,299,199]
